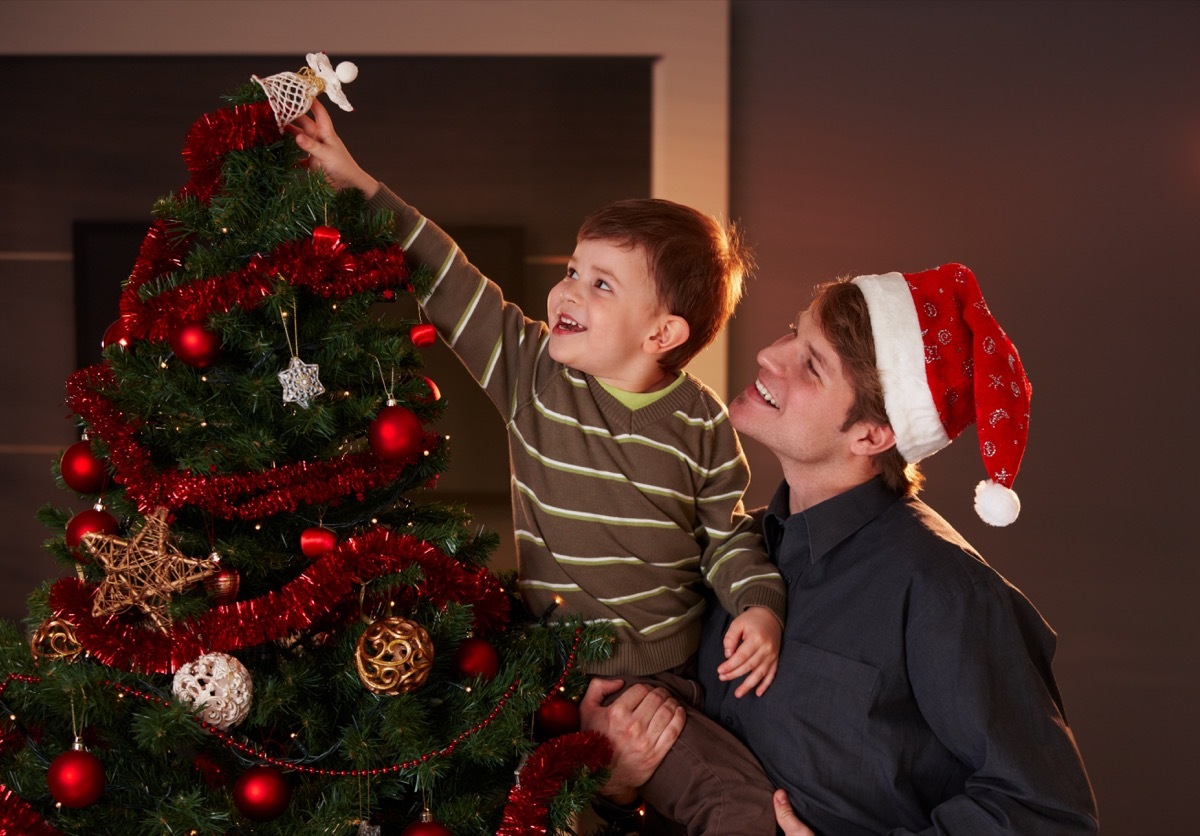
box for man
[582,264,1098,834]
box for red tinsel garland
[496,732,614,836]
[118,234,410,344]
[179,101,280,203]
[65,363,434,519]
[0,783,61,836]
[47,526,509,674]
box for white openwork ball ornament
[172,652,253,730]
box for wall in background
[729,3,1199,834]
[1,1,1196,833]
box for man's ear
[849,421,896,457]
[644,314,690,356]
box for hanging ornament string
[373,355,397,407]
[277,300,325,409]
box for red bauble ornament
[233,764,292,822]
[65,508,119,553]
[419,376,441,404]
[204,566,241,605]
[401,810,452,836]
[311,225,343,254]
[60,441,109,494]
[453,636,500,682]
[409,323,437,348]
[47,746,105,808]
[369,404,423,461]
[101,318,132,351]
[192,752,228,789]
[170,323,221,368]
[534,693,581,741]
[299,526,338,558]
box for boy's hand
[286,99,380,197]
[717,606,781,698]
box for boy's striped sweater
[372,186,785,676]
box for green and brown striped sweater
[372,186,786,676]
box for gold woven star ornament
[84,507,219,630]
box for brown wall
[729,2,1199,834]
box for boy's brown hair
[577,198,750,372]
[809,279,924,497]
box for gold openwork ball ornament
[354,617,434,695]
[30,618,83,663]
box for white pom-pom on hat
[974,479,1020,527]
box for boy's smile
[547,237,678,392]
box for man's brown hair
[809,279,924,496]
[577,198,750,372]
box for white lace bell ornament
[252,52,358,129]
[172,652,253,730]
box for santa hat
[852,264,1031,526]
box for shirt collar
[763,476,900,564]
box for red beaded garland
[60,441,109,494]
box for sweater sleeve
[698,412,786,624]
[369,183,547,416]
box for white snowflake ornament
[172,652,253,730]
[278,355,325,408]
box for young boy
[292,101,785,833]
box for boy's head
[576,198,751,372]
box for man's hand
[579,677,685,804]
[718,606,781,697]
[774,789,815,836]
[286,99,380,197]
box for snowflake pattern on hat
[853,263,1031,526]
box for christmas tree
[0,56,613,835]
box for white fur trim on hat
[852,273,950,463]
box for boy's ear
[644,315,690,356]
[849,421,896,457]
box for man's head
[573,198,750,372]
[734,264,1030,524]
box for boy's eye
[565,268,579,280]
[594,279,612,291]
